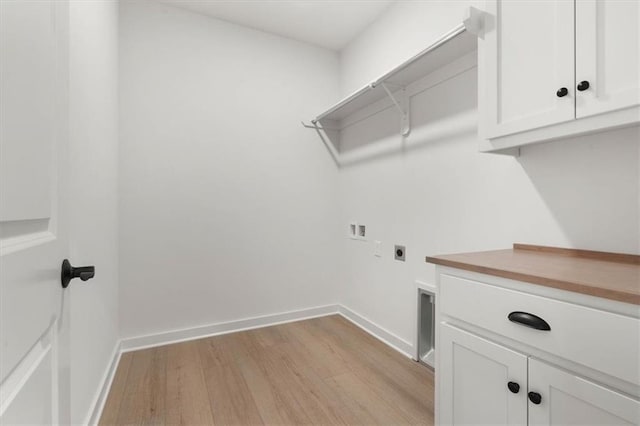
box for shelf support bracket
[301,120,340,132]
[300,121,341,166]
[380,82,411,137]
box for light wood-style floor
[100,315,434,425]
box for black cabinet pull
[61,259,95,288]
[507,382,520,394]
[528,391,542,405]
[508,311,551,331]
[556,87,568,97]
[577,80,590,91]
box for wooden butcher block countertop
[425,244,640,305]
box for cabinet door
[482,0,575,139]
[439,323,527,425]
[528,359,640,425]
[576,0,640,119]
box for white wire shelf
[317,24,475,123]
[302,8,483,165]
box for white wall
[68,0,119,424]
[118,1,342,339]
[338,1,640,353]
[340,0,480,95]
[116,0,639,364]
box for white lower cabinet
[439,323,640,425]
[436,270,640,425]
[528,359,640,426]
[440,324,527,425]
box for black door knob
[507,381,520,394]
[577,80,590,91]
[528,391,542,405]
[556,87,568,97]
[61,259,95,288]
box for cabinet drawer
[439,274,640,386]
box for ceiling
[157,0,394,50]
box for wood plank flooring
[100,315,434,425]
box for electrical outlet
[374,240,381,257]
[394,245,405,261]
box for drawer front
[439,274,640,386]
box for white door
[528,359,640,425]
[0,1,72,424]
[575,0,640,119]
[439,323,528,425]
[482,0,575,139]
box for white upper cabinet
[483,0,575,139]
[479,0,640,153]
[575,0,640,119]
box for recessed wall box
[349,223,357,239]
[357,224,366,239]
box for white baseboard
[86,341,121,426]
[88,303,415,425]
[120,304,340,352]
[337,305,414,358]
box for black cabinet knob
[556,87,568,97]
[528,391,542,405]
[577,80,590,91]
[507,381,520,394]
[61,259,96,288]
